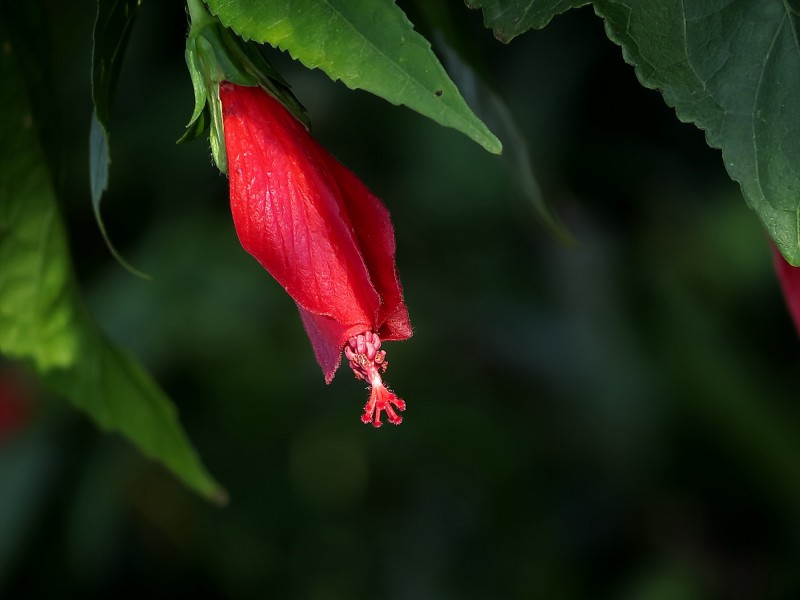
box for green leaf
[465,0,590,42]
[203,0,502,154]
[0,32,226,504]
[90,0,149,277]
[594,0,800,264]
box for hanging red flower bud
[219,83,412,426]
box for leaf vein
[751,10,787,207]
[782,0,800,56]
[679,0,709,98]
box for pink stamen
[345,332,405,427]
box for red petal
[319,144,412,341]
[221,83,379,335]
[297,307,367,383]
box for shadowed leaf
[594,0,800,264]
[90,0,148,277]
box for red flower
[219,83,412,426]
[772,243,800,335]
[0,367,32,442]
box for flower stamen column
[345,332,405,427]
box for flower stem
[186,0,213,29]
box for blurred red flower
[220,83,412,426]
[0,367,31,442]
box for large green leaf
[594,0,800,264]
[0,29,225,503]
[464,0,589,42]
[468,0,800,264]
[89,0,148,277]
[203,0,502,154]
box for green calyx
[182,0,308,173]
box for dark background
[2,1,800,598]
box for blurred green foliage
[2,1,800,599]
